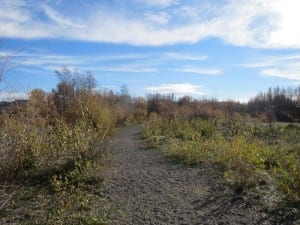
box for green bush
[168,138,218,164]
[217,136,271,187]
[271,145,300,200]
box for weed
[143,116,300,202]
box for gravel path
[101,125,278,225]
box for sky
[0,0,300,102]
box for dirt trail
[101,125,275,225]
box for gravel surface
[101,125,294,225]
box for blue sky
[0,0,300,101]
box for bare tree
[0,38,20,84]
[55,66,96,92]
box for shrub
[271,145,300,200]
[0,116,104,180]
[143,117,300,201]
[0,87,117,180]
[168,138,218,164]
[217,136,271,188]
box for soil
[101,125,299,225]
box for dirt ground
[101,125,299,225]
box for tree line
[146,86,300,122]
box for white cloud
[94,54,149,61]
[266,1,300,48]
[241,54,300,68]
[145,83,204,96]
[178,67,222,75]
[15,52,149,68]
[0,92,29,101]
[42,5,83,28]
[162,52,207,61]
[261,68,300,81]
[0,50,16,57]
[91,66,157,73]
[241,53,300,81]
[15,53,158,75]
[177,6,199,18]
[21,55,81,67]
[145,12,171,24]
[1,0,300,48]
[141,0,179,8]
[0,0,31,23]
[15,51,209,74]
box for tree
[119,85,132,107]
[29,89,51,118]
[0,38,22,85]
[52,66,98,122]
[178,96,192,106]
[53,81,76,115]
[30,89,46,102]
[247,86,299,122]
[55,66,96,93]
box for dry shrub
[113,104,131,125]
[80,94,117,139]
[0,88,118,181]
[0,111,104,180]
[133,97,148,122]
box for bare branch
[0,38,22,84]
[0,191,16,210]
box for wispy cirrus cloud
[18,53,148,67]
[140,0,179,8]
[161,52,207,61]
[261,68,300,81]
[241,54,300,68]
[1,0,300,48]
[178,67,222,75]
[241,54,300,81]
[41,5,83,28]
[90,65,157,73]
[145,83,204,96]
[10,50,209,75]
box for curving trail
[101,125,273,225]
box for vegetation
[0,67,147,224]
[248,86,300,122]
[0,49,299,223]
[143,89,300,207]
[146,86,300,122]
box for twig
[0,191,15,210]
